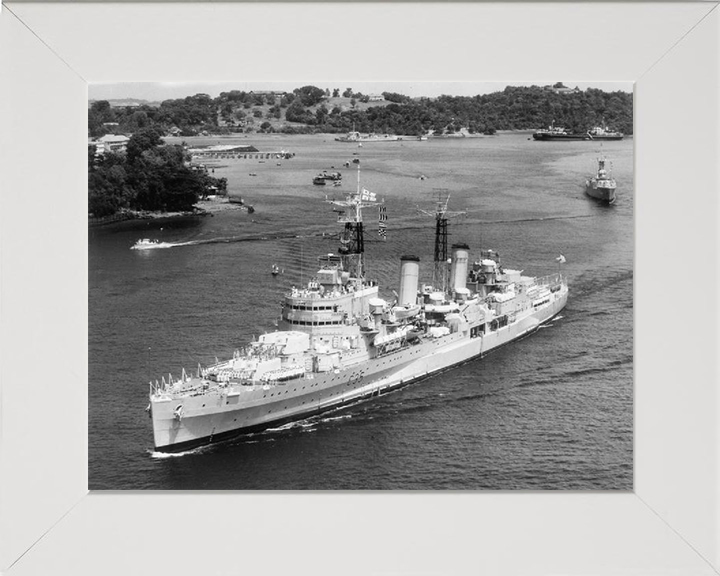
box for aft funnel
[450,243,470,294]
[398,256,420,306]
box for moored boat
[335,131,402,143]
[533,124,589,141]
[313,170,342,185]
[586,126,624,141]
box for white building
[94,134,130,154]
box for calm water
[89,133,633,490]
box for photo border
[1,2,718,574]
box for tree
[342,87,353,98]
[286,99,309,123]
[293,85,326,107]
[315,104,329,124]
[332,88,340,98]
[126,127,164,164]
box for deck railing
[536,272,565,288]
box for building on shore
[91,134,131,155]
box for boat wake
[147,446,210,458]
[132,241,173,250]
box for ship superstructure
[148,168,569,453]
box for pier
[188,144,295,161]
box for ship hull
[151,291,567,453]
[335,136,402,142]
[585,184,617,204]
[587,135,624,141]
[533,133,590,141]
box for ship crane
[417,191,466,294]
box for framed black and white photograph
[86,78,632,489]
[1,2,718,575]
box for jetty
[188,144,295,161]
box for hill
[88,84,633,138]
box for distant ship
[585,157,617,204]
[335,131,402,143]
[586,126,624,141]
[533,124,589,141]
[147,168,569,453]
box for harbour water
[89,132,633,490]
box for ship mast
[417,191,466,293]
[326,162,378,282]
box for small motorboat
[131,239,159,250]
[131,239,171,251]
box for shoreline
[88,197,248,227]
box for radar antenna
[417,190,466,293]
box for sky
[89,81,633,102]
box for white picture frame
[1,2,718,575]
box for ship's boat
[147,166,569,453]
[585,157,617,204]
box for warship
[148,170,569,453]
[585,157,617,203]
[335,131,402,143]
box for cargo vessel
[533,124,589,141]
[148,171,569,453]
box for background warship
[148,171,569,453]
[585,157,617,203]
